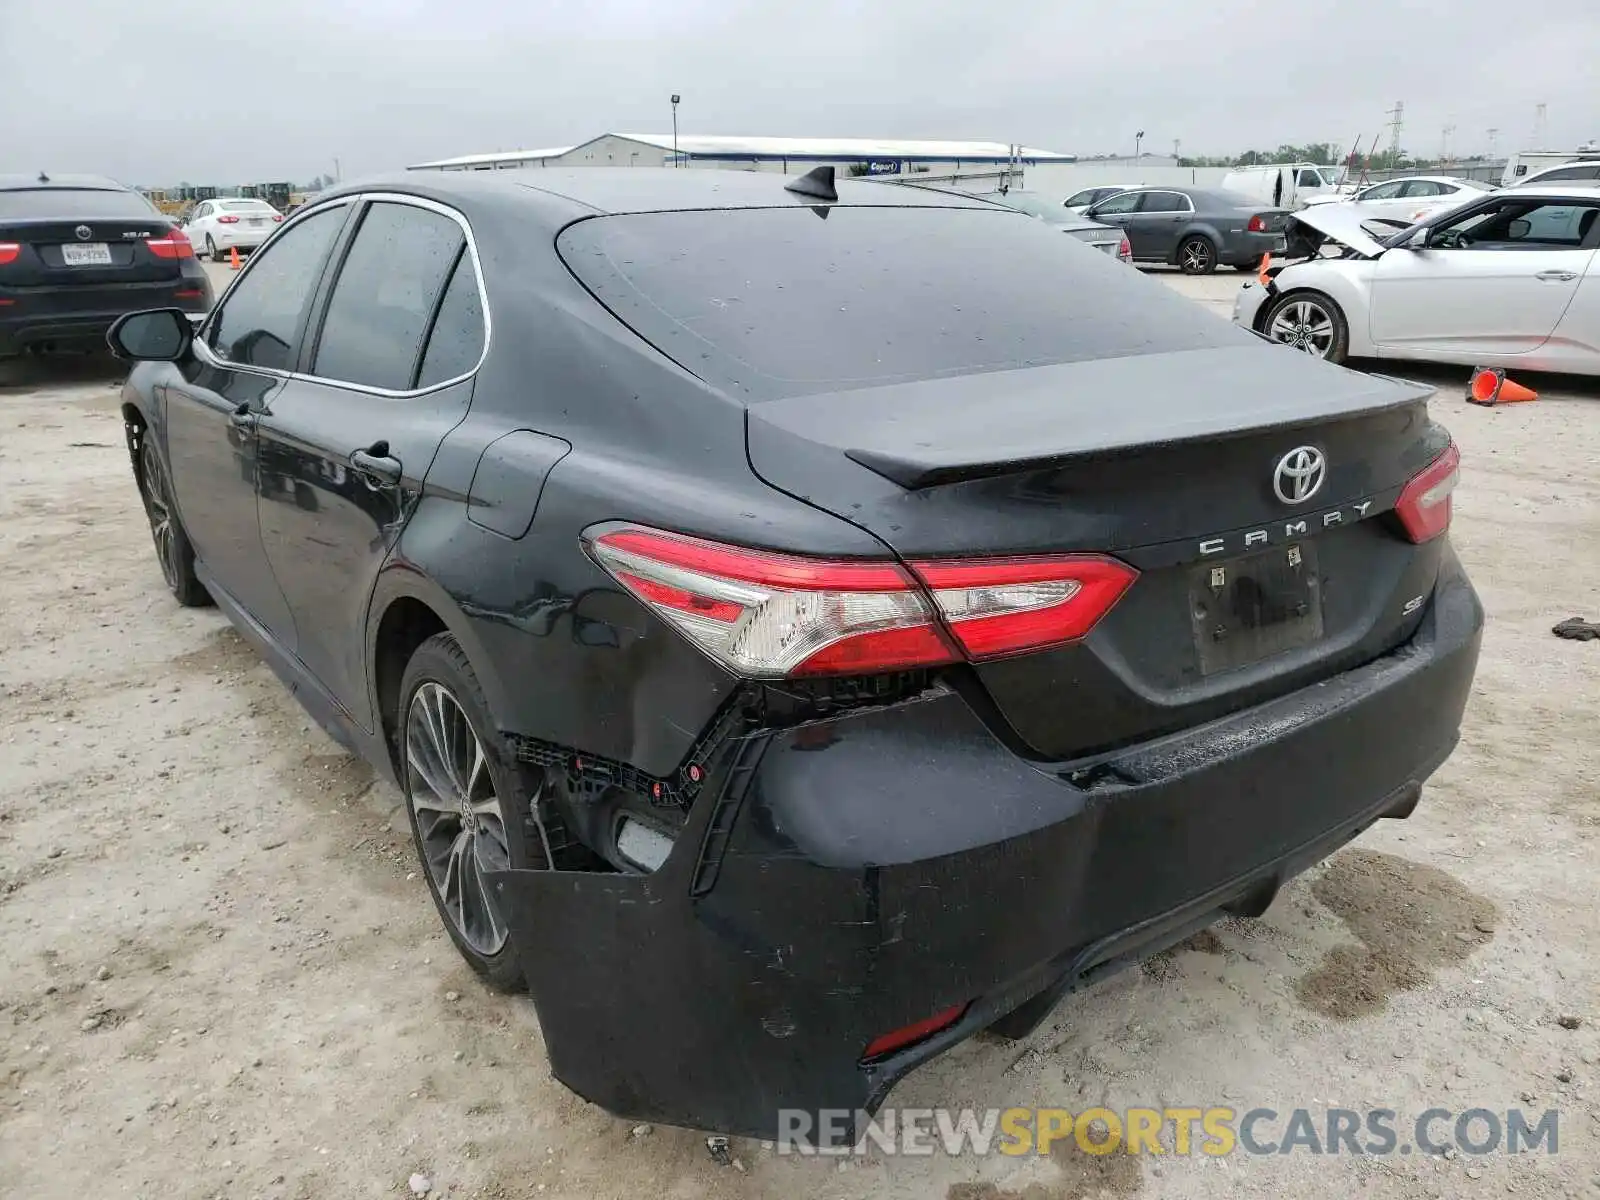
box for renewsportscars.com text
[776,1106,1560,1158]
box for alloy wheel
[140,441,181,592]
[1181,240,1214,273]
[406,681,511,956]
[1269,300,1337,358]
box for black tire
[1177,236,1219,275]
[204,235,218,261]
[134,434,212,607]
[1259,289,1351,364]
[398,632,536,993]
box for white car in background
[183,197,283,260]
[1232,184,1600,374]
[1301,176,1494,226]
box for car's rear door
[255,194,485,733]
[1368,195,1600,357]
[1130,190,1191,260]
[165,201,352,644]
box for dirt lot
[2,266,1597,1199]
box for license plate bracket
[61,242,113,266]
[1190,543,1322,675]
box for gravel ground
[1,265,1597,1199]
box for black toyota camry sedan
[109,168,1481,1142]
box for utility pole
[332,157,341,183]
[1134,130,1145,160]
[1533,102,1548,149]
[670,94,681,166]
[1440,123,1456,166]
[1385,101,1404,165]
[1487,128,1499,160]
[1172,138,1181,162]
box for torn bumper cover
[489,555,1481,1142]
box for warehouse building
[407,134,1073,178]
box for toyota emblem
[74,225,93,241]
[1273,446,1326,505]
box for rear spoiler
[749,345,1434,490]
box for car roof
[0,173,131,193]
[315,167,999,225]
[1496,182,1600,199]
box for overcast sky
[7,0,1597,185]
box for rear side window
[312,202,465,390]
[210,206,345,370]
[416,253,485,387]
[559,206,1234,402]
[0,188,159,220]
[1090,191,1141,215]
[1138,191,1189,213]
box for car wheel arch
[367,571,508,778]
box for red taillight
[173,288,203,299]
[586,526,1138,678]
[1394,443,1460,544]
[147,228,194,259]
[1247,214,1268,233]
[1116,235,1132,262]
[272,214,284,222]
[913,556,1138,660]
[861,1003,968,1062]
[0,242,20,265]
[216,215,240,224]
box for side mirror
[107,308,193,361]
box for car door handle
[227,402,256,429]
[350,444,402,487]
[1535,270,1578,282]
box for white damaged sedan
[1234,184,1600,373]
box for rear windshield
[558,206,1232,402]
[219,200,277,212]
[0,188,160,220]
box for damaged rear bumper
[490,554,1482,1141]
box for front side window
[312,202,465,390]
[1298,170,1323,188]
[1065,189,1099,207]
[1090,191,1141,216]
[1401,180,1444,198]
[1431,199,1600,249]
[209,205,345,370]
[1362,182,1404,201]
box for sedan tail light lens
[272,214,284,222]
[1116,235,1132,262]
[586,526,1138,678]
[216,215,241,224]
[1394,443,1460,544]
[147,228,194,259]
[1246,214,1268,232]
[0,242,20,265]
[913,556,1138,660]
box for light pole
[671,94,681,167]
[1135,130,1145,160]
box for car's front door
[162,202,351,644]
[1084,190,1145,255]
[1368,196,1600,357]
[1129,190,1192,260]
[255,196,486,733]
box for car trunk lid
[0,216,185,286]
[746,344,1450,759]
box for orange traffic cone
[1466,366,1537,406]
[228,246,242,271]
